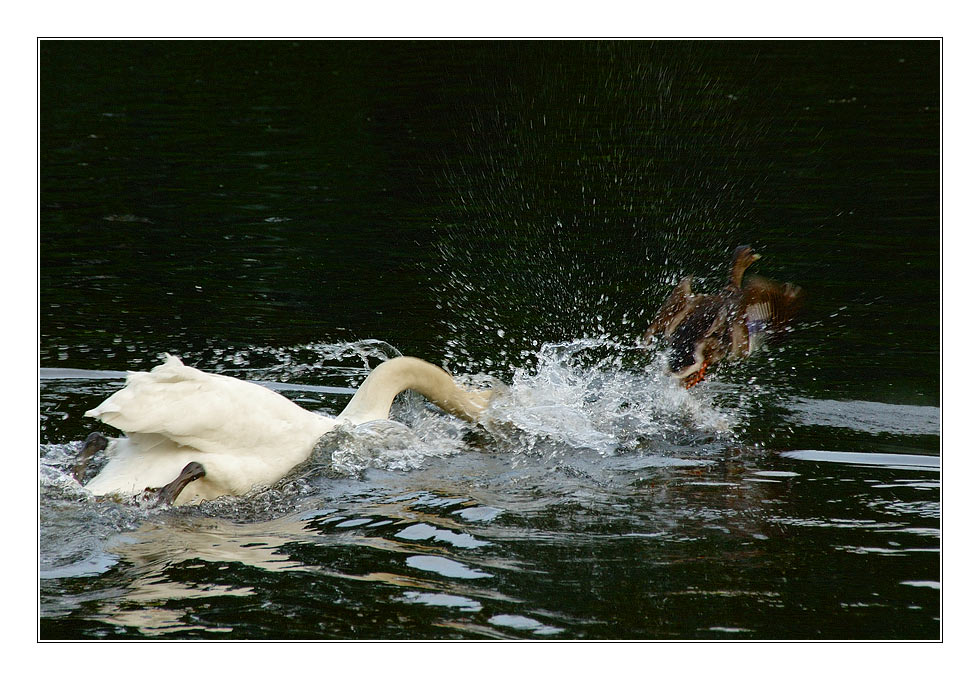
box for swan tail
[84,354,327,451]
[84,354,198,429]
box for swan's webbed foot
[73,432,108,482]
[148,462,206,506]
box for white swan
[82,354,491,505]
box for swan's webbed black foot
[73,432,108,482]
[148,462,206,506]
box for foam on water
[311,414,475,478]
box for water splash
[480,337,734,462]
[426,43,778,376]
[202,339,403,385]
[312,414,475,478]
[39,443,159,581]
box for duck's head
[730,245,761,289]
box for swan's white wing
[85,354,332,453]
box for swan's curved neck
[338,357,489,425]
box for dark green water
[39,40,939,640]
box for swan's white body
[84,354,489,505]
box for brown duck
[643,246,802,388]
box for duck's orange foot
[683,362,708,389]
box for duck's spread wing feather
[741,276,803,336]
[84,354,325,452]
[645,277,698,341]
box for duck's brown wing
[741,275,803,339]
[643,277,697,343]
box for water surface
[39,40,939,640]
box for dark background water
[39,40,939,640]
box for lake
[39,40,939,640]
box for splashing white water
[202,339,403,385]
[479,337,733,460]
[313,412,476,478]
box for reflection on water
[785,399,940,436]
[781,449,940,470]
[67,515,315,635]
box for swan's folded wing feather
[85,354,329,452]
